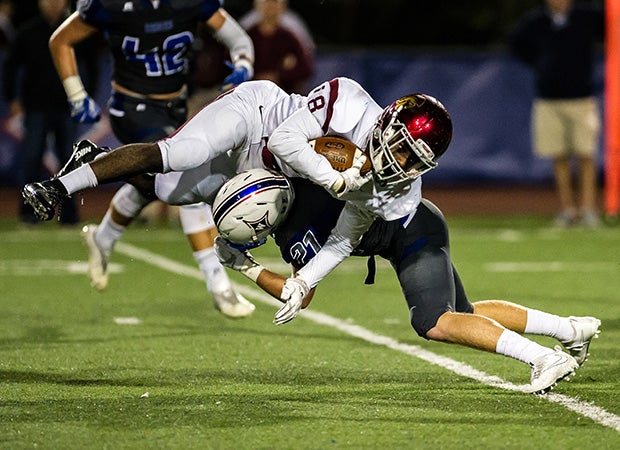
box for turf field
[1,215,619,449]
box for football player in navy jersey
[214,174,602,395]
[48,0,256,317]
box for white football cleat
[81,224,109,291]
[560,316,601,366]
[212,288,256,318]
[526,346,579,395]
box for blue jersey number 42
[122,31,193,77]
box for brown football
[310,136,372,175]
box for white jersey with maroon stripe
[155,77,424,288]
[268,77,422,222]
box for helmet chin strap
[225,236,268,251]
[373,172,387,187]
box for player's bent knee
[154,172,192,205]
[112,184,151,218]
[409,307,446,340]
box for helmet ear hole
[212,169,294,246]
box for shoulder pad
[77,0,111,25]
[329,78,375,134]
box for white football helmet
[212,169,294,247]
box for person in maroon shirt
[244,0,314,94]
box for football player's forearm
[49,39,79,80]
[256,270,286,300]
[210,10,254,70]
[256,269,315,307]
[269,111,341,190]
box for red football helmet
[367,94,452,186]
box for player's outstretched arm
[208,9,254,91]
[49,12,101,123]
[214,237,315,307]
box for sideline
[116,241,620,433]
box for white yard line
[115,241,620,432]
[484,261,617,273]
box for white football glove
[214,236,264,281]
[330,149,372,197]
[274,277,309,325]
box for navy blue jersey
[77,0,222,94]
[272,177,473,338]
[273,178,430,269]
[272,178,344,269]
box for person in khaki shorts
[533,96,601,227]
[509,0,604,227]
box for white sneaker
[553,210,577,228]
[212,288,255,318]
[526,346,579,394]
[560,316,601,365]
[580,211,601,228]
[81,224,109,291]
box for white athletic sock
[194,247,232,294]
[495,329,553,365]
[95,210,126,257]
[523,308,574,342]
[58,164,98,194]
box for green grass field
[1,215,619,449]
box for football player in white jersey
[23,76,377,209]
[22,77,597,393]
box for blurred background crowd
[0,0,608,227]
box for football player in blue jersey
[48,0,256,317]
[214,173,602,395]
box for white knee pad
[179,203,216,234]
[112,184,151,218]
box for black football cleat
[21,180,65,221]
[55,139,109,178]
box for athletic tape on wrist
[62,75,87,102]
[243,264,264,283]
[233,56,253,72]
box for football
[310,136,372,175]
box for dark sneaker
[21,180,65,221]
[55,139,109,178]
